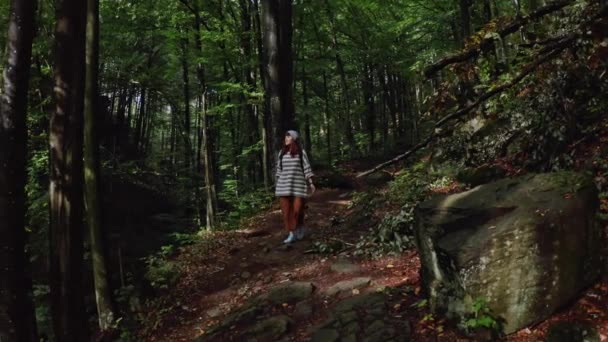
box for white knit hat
[286,130,299,140]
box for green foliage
[218,186,275,229]
[32,285,53,339]
[143,258,179,291]
[142,244,181,291]
[306,240,346,255]
[386,161,431,206]
[354,204,416,258]
[460,297,503,336]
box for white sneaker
[283,232,296,244]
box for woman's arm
[302,150,314,180]
[302,150,316,193]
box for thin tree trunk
[322,71,332,165]
[50,0,89,340]
[302,64,312,160]
[324,0,356,153]
[170,105,177,166]
[0,0,39,340]
[460,0,472,45]
[363,63,376,152]
[201,93,217,230]
[253,0,272,187]
[181,35,191,170]
[84,0,115,332]
[240,0,259,184]
[134,86,146,154]
[192,0,218,230]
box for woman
[275,130,316,243]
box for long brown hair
[281,140,301,157]
[279,139,303,171]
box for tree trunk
[192,0,218,230]
[302,64,312,160]
[460,0,472,45]
[362,63,376,152]
[0,0,39,340]
[324,0,357,153]
[278,0,295,135]
[253,0,273,187]
[50,0,89,340]
[84,0,115,332]
[262,0,295,153]
[322,71,332,165]
[240,0,260,184]
[181,34,191,170]
[134,86,146,154]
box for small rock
[255,281,315,305]
[334,293,385,313]
[366,320,386,334]
[206,307,222,318]
[324,277,372,297]
[244,315,292,341]
[330,260,361,274]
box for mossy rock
[416,172,602,334]
[243,315,293,341]
[455,165,506,187]
[254,281,315,305]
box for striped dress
[275,150,314,198]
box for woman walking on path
[275,130,316,243]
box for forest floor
[138,161,608,342]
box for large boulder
[415,172,603,334]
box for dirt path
[140,168,608,342]
[140,180,425,341]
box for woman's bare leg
[292,197,305,231]
[280,197,294,231]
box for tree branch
[357,36,574,178]
[423,0,574,78]
[178,0,197,16]
[359,3,608,178]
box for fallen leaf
[386,264,394,268]
[352,289,360,295]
